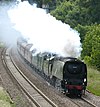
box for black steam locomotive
[17,37,87,97]
[61,58,87,96]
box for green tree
[75,24,93,43]
[51,1,76,24]
[82,24,100,70]
[51,0,100,28]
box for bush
[84,56,92,66]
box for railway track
[1,47,58,107]
[81,97,98,107]
[68,96,98,107]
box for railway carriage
[24,44,33,63]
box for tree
[82,24,100,70]
[51,1,76,25]
[75,24,90,43]
[51,0,100,28]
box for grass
[87,66,100,96]
[0,87,15,107]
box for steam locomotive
[17,37,87,97]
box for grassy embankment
[87,66,100,96]
[0,87,15,107]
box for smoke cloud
[8,1,82,57]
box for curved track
[1,47,58,107]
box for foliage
[82,24,100,70]
[0,87,15,107]
[51,0,100,28]
[75,24,90,43]
[51,1,76,25]
[87,67,100,96]
[27,0,55,8]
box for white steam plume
[8,1,82,57]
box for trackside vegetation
[82,24,100,70]
[0,87,15,107]
[87,67,100,96]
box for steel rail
[10,48,58,107]
[2,47,58,107]
[81,97,98,107]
